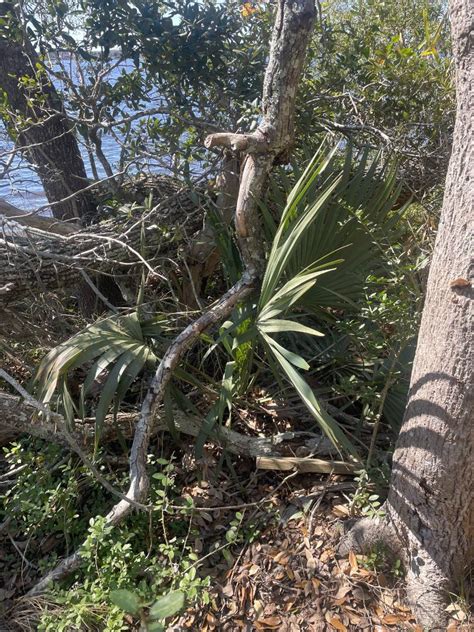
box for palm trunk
[340,2,473,628]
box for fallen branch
[256,455,356,475]
[0,177,206,303]
[0,198,80,235]
[0,389,338,458]
[0,374,148,511]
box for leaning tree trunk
[340,1,473,629]
[0,3,95,220]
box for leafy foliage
[299,0,453,200]
[1,450,210,631]
[254,144,407,456]
[30,143,411,461]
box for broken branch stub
[206,0,316,276]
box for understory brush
[0,145,432,629]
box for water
[0,127,124,211]
[0,59,155,212]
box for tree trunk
[340,2,473,629]
[0,4,95,220]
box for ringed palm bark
[0,2,95,220]
[340,1,473,628]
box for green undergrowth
[2,444,273,631]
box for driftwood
[0,177,207,304]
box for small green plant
[360,543,390,573]
[1,440,108,546]
[110,587,186,631]
[0,450,210,631]
[350,468,388,518]
[391,557,403,578]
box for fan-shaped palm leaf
[255,142,405,459]
[31,313,171,447]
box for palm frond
[254,141,405,459]
[31,313,171,445]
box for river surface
[0,60,158,212]
[0,126,125,211]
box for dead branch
[0,177,207,303]
[0,388,338,459]
[28,0,317,595]
[0,198,80,235]
[256,456,356,474]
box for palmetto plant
[31,313,174,448]
[32,143,405,458]
[252,143,406,455]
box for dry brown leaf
[256,616,282,628]
[206,612,217,627]
[446,602,467,622]
[348,550,358,573]
[320,548,334,563]
[273,551,290,565]
[333,598,348,607]
[382,613,408,625]
[347,612,362,625]
[332,504,350,517]
[333,584,352,600]
[305,546,316,569]
[326,614,348,631]
[249,564,260,576]
[253,599,264,619]
[380,592,394,607]
[450,277,470,288]
[394,602,411,612]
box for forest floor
[0,305,472,631]
[1,446,471,632]
[166,465,472,632]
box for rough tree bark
[340,2,473,629]
[0,3,95,220]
